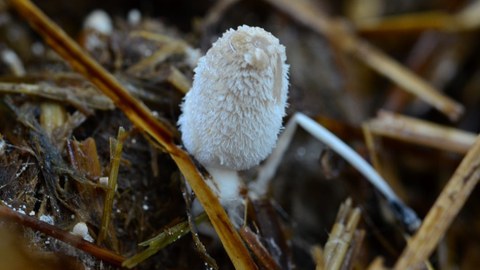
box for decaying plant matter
[1,0,480,269]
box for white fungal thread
[178,25,289,171]
[228,40,236,53]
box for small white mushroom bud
[178,25,289,171]
[71,222,94,242]
[83,9,113,35]
[127,9,142,26]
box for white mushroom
[178,25,288,226]
[179,25,288,171]
[71,222,94,242]
[83,9,113,35]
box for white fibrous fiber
[178,25,289,170]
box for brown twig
[10,0,256,268]
[394,134,480,269]
[362,123,408,200]
[0,205,125,267]
[355,1,480,33]
[0,82,114,113]
[365,110,476,154]
[355,11,456,33]
[239,227,281,270]
[381,32,444,112]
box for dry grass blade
[126,42,185,74]
[394,135,480,269]
[40,101,66,137]
[311,245,325,270]
[122,213,208,268]
[355,11,456,33]
[0,82,114,113]
[239,227,281,270]
[367,257,386,270]
[263,0,464,121]
[10,0,257,268]
[355,0,480,33]
[351,42,463,121]
[129,30,190,47]
[202,0,241,29]
[0,205,125,266]
[362,122,408,200]
[365,110,476,154]
[323,198,362,270]
[126,31,193,94]
[97,127,127,245]
[169,152,257,268]
[455,0,480,30]
[166,66,191,94]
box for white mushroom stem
[251,113,420,231]
[205,166,245,228]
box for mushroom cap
[178,25,289,171]
[83,9,113,35]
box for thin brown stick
[10,0,256,268]
[381,32,444,112]
[0,205,125,266]
[355,11,456,33]
[362,124,409,199]
[263,0,464,121]
[355,1,480,33]
[239,227,281,270]
[366,110,476,154]
[394,135,480,269]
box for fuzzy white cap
[83,9,113,35]
[71,222,94,242]
[178,25,289,171]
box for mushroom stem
[205,166,245,228]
